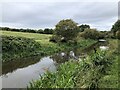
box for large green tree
[111,20,120,36]
[79,24,90,32]
[54,19,79,41]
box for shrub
[2,35,41,62]
[80,29,100,40]
[111,20,120,36]
[116,31,120,39]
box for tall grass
[28,50,116,89]
[98,39,119,88]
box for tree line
[0,27,54,34]
[50,19,119,43]
[0,24,91,35]
[1,19,120,40]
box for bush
[49,35,59,43]
[80,29,101,40]
[116,31,120,39]
[2,35,41,62]
[111,20,120,36]
[43,28,54,34]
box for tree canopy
[80,29,101,40]
[79,24,90,32]
[111,20,120,36]
[54,19,79,41]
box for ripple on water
[99,46,109,50]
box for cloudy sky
[0,0,119,31]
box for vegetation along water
[1,19,120,89]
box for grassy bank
[28,39,119,89]
[2,31,97,62]
[2,35,41,62]
[99,39,119,88]
[28,50,116,88]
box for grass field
[1,31,52,45]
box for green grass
[1,31,51,40]
[1,31,97,63]
[99,39,119,88]
[1,31,52,45]
[28,60,82,88]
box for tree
[44,28,54,34]
[116,31,120,39]
[111,20,120,36]
[80,29,100,40]
[54,19,79,42]
[79,24,90,32]
[37,29,44,34]
[1,27,10,31]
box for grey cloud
[1,2,118,30]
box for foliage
[2,35,41,62]
[104,31,114,39]
[37,29,44,34]
[49,35,61,43]
[116,31,120,39]
[43,28,54,34]
[0,27,54,34]
[79,24,90,32]
[111,20,120,36]
[80,29,101,40]
[99,39,119,88]
[28,50,115,88]
[28,60,82,88]
[2,31,97,62]
[78,50,114,88]
[54,19,79,41]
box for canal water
[1,39,109,88]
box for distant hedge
[0,27,54,34]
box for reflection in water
[2,56,42,75]
[51,51,80,64]
[99,39,106,42]
[1,57,56,88]
[83,40,108,53]
[100,46,109,50]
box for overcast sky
[0,0,119,31]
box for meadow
[1,31,52,45]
